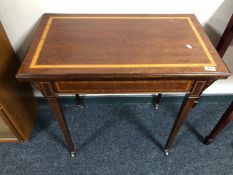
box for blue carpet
[0,98,233,174]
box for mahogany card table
[17,14,230,157]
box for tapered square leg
[203,15,233,145]
[164,94,196,153]
[164,81,206,154]
[204,101,233,145]
[40,82,75,156]
[154,93,162,109]
[47,97,76,155]
[76,94,85,108]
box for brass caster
[164,150,169,156]
[71,151,75,158]
[77,104,84,108]
[203,136,213,145]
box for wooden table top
[17,14,230,80]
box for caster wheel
[203,136,213,145]
[164,150,169,156]
[71,151,75,158]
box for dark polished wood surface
[16,14,230,156]
[216,14,233,58]
[0,21,36,142]
[204,14,233,144]
[17,14,229,80]
[204,102,233,144]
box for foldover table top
[17,14,230,80]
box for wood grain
[15,14,230,154]
[0,21,36,142]
[54,80,193,93]
[17,14,230,80]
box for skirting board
[36,94,233,106]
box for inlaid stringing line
[29,16,216,69]
[30,17,53,67]
[186,18,216,66]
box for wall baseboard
[36,94,233,106]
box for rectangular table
[17,14,230,156]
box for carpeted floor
[0,97,233,175]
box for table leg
[76,94,85,108]
[47,97,76,157]
[204,101,233,144]
[155,93,162,109]
[40,82,75,157]
[216,14,233,58]
[164,81,206,155]
[192,98,199,108]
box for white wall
[0,0,232,95]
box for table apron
[53,80,194,94]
